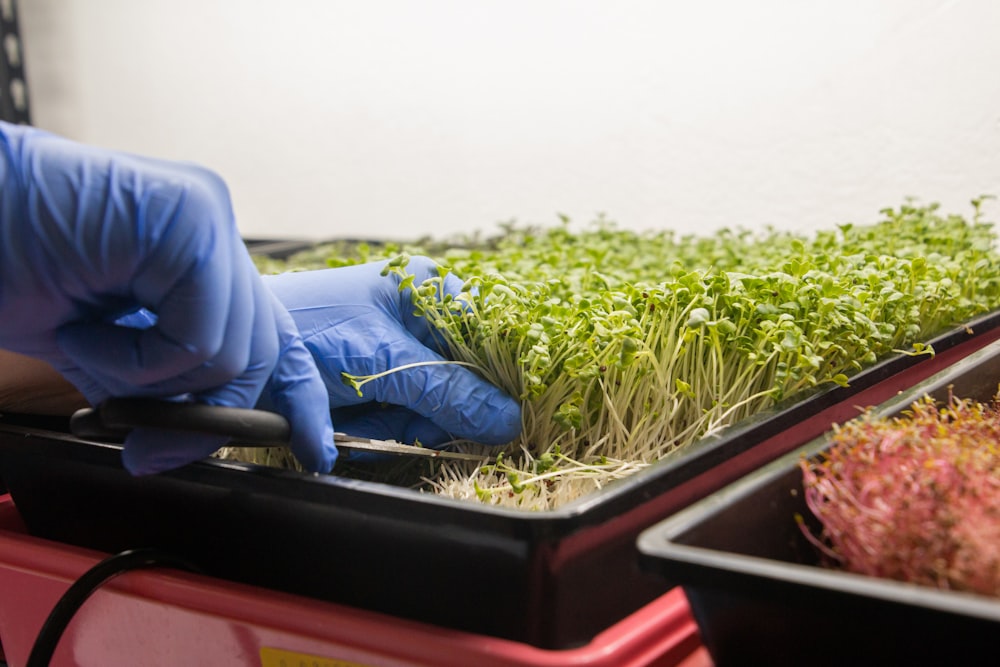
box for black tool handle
[71,398,292,445]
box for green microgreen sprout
[341,360,478,398]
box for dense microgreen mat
[237,198,1000,509]
[800,391,1000,595]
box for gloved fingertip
[122,455,168,477]
[265,304,337,473]
[281,400,337,472]
[441,271,467,298]
[292,438,338,473]
[476,394,523,445]
[121,428,229,476]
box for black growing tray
[637,338,1000,666]
[3,313,1000,650]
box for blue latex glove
[0,121,336,474]
[262,258,522,453]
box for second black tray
[638,338,1000,666]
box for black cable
[27,548,203,667]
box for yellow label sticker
[259,646,374,667]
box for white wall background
[16,0,1000,240]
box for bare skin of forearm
[0,349,88,415]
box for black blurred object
[637,339,1000,667]
[0,0,30,124]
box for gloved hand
[262,258,522,453]
[0,121,335,474]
